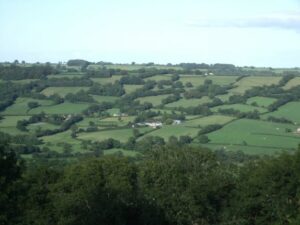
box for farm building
[297,128,300,133]
[173,120,182,125]
[145,122,162,128]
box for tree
[198,135,210,143]
[0,142,23,225]
[133,128,141,138]
[51,157,140,225]
[139,147,235,225]
[27,101,40,109]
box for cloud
[188,11,300,31]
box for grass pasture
[137,94,172,106]
[42,130,83,152]
[202,143,292,155]
[27,122,60,132]
[215,93,233,102]
[165,96,212,108]
[12,79,38,84]
[77,127,152,142]
[283,77,300,90]
[104,64,182,70]
[41,87,90,97]
[206,119,300,154]
[91,95,119,103]
[91,75,123,84]
[0,115,31,134]
[103,148,140,157]
[229,76,281,94]
[261,101,300,124]
[124,84,144,94]
[179,75,237,87]
[246,96,277,107]
[29,102,90,114]
[143,125,199,141]
[144,74,172,82]
[184,115,235,127]
[1,97,54,115]
[47,73,85,79]
[212,104,267,113]
[75,116,135,129]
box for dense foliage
[2,141,300,225]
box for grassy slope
[206,119,299,153]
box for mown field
[211,104,268,113]
[165,96,212,108]
[179,75,238,87]
[206,119,299,155]
[246,96,277,107]
[41,87,90,97]
[228,76,281,94]
[261,102,300,124]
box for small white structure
[145,122,162,128]
[297,128,300,133]
[113,113,128,117]
[173,120,181,125]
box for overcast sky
[0,0,300,67]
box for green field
[77,127,152,142]
[123,84,144,94]
[261,101,300,124]
[29,102,90,114]
[283,77,300,90]
[11,79,38,84]
[143,125,199,140]
[184,115,235,127]
[42,130,83,152]
[99,116,135,126]
[104,64,182,70]
[103,148,140,157]
[212,103,267,113]
[206,119,299,154]
[144,74,172,82]
[1,97,54,115]
[137,94,172,106]
[229,76,281,94]
[91,75,122,84]
[246,96,277,107]
[106,108,120,116]
[215,93,233,102]
[179,75,237,87]
[165,96,212,108]
[47,72,85,78]
[76,117,106,129]
[27,122,60,132]
[91,95,119,103]
[41,87,90,97]
[0,115,30,134]
[202,143,292,155]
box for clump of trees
[184,80,229,99]
[3,140,300,225]
[0,63,58,80]
[88,82,125,96]
[65,90,95,103]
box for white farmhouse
[145,122,162,128]
[173,120,181,125]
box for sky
[0,0,300,67]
